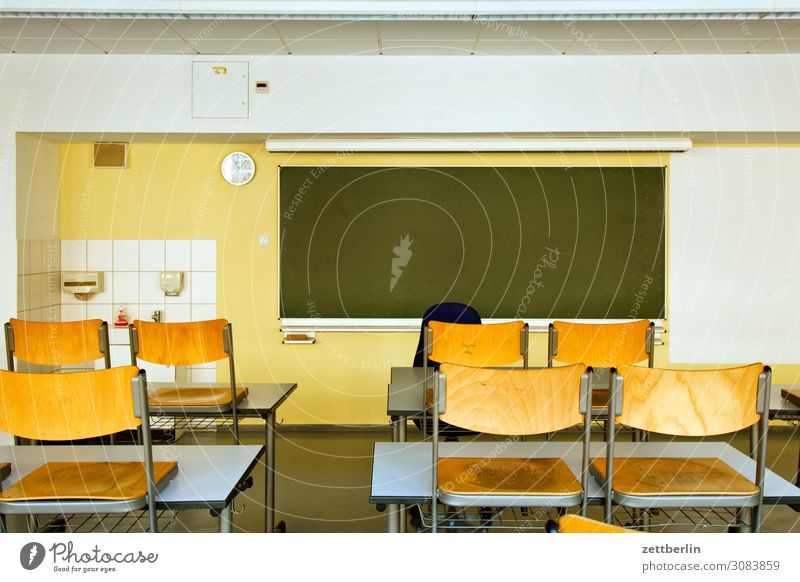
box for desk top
[778,387,800,411]
[387,367,800,420]
[150,382,297,418]
[0,445,264,510]
[370,441,800,506]
[770,384,800,419]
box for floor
[171,424,800,534]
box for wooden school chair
[0,366,178,533]
[429,363,592,532]
[421,319,529,436]
[5,318,111,371]
[591,363,771,532]
[548,320,654,409]
[129,319,247,443]
[411,302,481,435]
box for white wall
[1,54,800,135]
[16,133,60,239]
[670,146,800,364]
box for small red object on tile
[114,306,130,328]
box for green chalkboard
[279,166,665,319]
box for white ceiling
[3,18,800,55]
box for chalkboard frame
[277,164,666,334]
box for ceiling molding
[5,1,800,20]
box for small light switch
[255,81,269,94]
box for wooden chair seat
[782,388,800,408]
[438,457,582,496]
[0,462,10,482]
[592,388,609,408]
[148,386,248,408]
[557,514,638,533]
[591,457,759,497]
[0,461,177,502]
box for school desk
[148,381,297,533]
[369,441,800,533]
[1,445,263,533]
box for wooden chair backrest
[0,366,141,441]
[617,363,764,436]
[438,363,585,435]
[552,320,651,368]
[8,318,105,365]
[133,319,229,366]
[428,320,525,366]
[558,515,637,534]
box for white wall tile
[174,366,190,384]
[139,240,165,271]
[43,239,60,274]
[113,271,139,304]
[190,272,216,304]
[61,286,84,305]
[88,271,113,303]
[28,273,44,310]
[41,304,59,323]
[191,303,216,321]
[28,239,42,274]
[61,303,87,321]
[191,360,216,370]
[87,303,113,322]
[17,242,24,274]
[165,240,190,270]
[191,240,216,271]
[139,362,175,382]
[113,240,139,271]
[109,345,132,367]
[164,304,190,322]
[43,271,60,307]
[139,271,164,303]
[26,308,43,322]
[86,239,113,270]
[165,271,190,304]
[108,326,131,346]
[189,368,217,383]
[140,303,165,324]
[61,240,87,270]
[17,276,26,311]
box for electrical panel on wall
[191,61,249,119]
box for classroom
[1,0,799,562]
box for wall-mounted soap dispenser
[160,272,184,296]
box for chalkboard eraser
[283,332,316,344]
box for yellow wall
[58,143,800,424]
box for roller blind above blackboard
[279,166,665,323]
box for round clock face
[221,151,256,185]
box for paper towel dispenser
[62,272,103,299]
